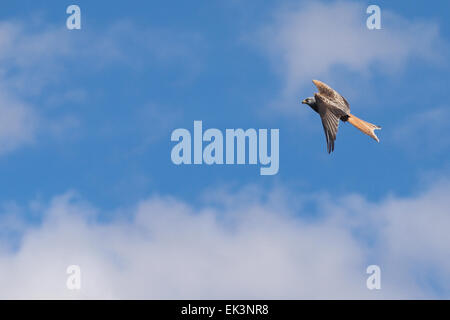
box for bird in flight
[302,80,381,153]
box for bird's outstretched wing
[320,109,340,153]
[313,80,350,114]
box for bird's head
[301,97,315,106]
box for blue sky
[0,0,449,298]
[0,0,448,206]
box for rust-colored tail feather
[347,114,381,142]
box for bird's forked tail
[347,114,381,142]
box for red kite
[302,80,381,153]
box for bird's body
[302,80,381,153]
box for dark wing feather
[312,80,350,114]
[320,110,340,153]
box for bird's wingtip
[312,79,326,90]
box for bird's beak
[301,99,306,104]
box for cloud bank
[0,181,449,299]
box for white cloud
[0,21,82,154]
[255,1,445,111]
[0,90,38,154]
[392,106,450,154]
[0,19,204,156]
[0,181,449,299]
